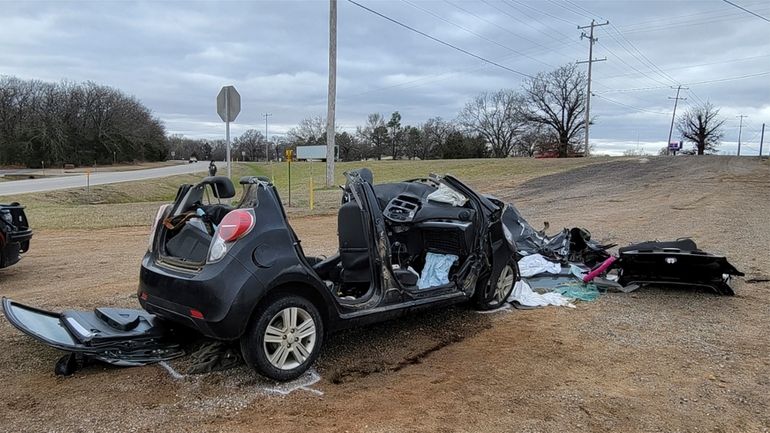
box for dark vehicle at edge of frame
[0,202,32,269]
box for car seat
[338,200,371,283]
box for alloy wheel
[493,264,515,304]
[263,307,317,370]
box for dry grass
[14,157,614,230]
[248,157,616,215]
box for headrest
[200,176,236,198]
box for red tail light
[217,209,255,242]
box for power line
[596,70,770,93]
[592,94,669,115]
[444,0,567,56]
[608,24,679,85]
[618,6,770,34]
[480,0,570,46]
[596,41,672,87]
[687,89,707,106]
[721,0,770,23]
[402,0,555,68]
[598,53,770,81]
[619,5,769,30]
[686,70,770,86]
[509,0,578,28]
[562,0,601,20]
[347,0,534,78]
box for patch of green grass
[14,158,616,230]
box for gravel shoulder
[0,156,768,433]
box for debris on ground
[502,202,744,307]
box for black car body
[137,169,518,379]
[0,202,32,269]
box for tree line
[283,63,589,161]
[167,64,591,162]
[0,76,166,167]
[2,63,728,167]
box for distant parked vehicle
[0,202,32,269]
[188,157,198,164]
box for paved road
[0,162,222,197]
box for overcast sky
[2,0,769,155]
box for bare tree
[234,129,267,161]
[676,102,725,155]
[287,115,326,146]
[524,64,587,158]
[514,124,555,157]
[458,89,526,158]
[420,117,454,160]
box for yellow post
[309,176,314,210]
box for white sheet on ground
[518,254,562,277]
[507,280,575,308]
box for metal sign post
[217,86,241,178]
[285,149,293,206]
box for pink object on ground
[582,256,618,283]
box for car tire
[474,260,516,311]
[240,294,324,381]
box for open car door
[2,298,184,368]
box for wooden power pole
[577,19,608,157]
[326,0,337,188]
[737,115,747,156]
[666,85,687,155]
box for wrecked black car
[4,170,518,381]
[139,170,518,380]
[0,202,32,269]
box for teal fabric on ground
[551,281,601,302]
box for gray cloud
[1,0,768,155]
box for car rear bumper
[1,229,32,268]
[138,253,264,340]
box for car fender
[233,263,340,337]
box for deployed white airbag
[417,252,459,289]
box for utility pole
[263,113,272,162]
[737,115,747,156]
[760,123,765,158]
[666,85,687,155]
[577,19,608,157]
[326,0,337,188]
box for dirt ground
[1,156,768,433]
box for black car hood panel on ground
[617,241,744,295]
[2,298,183,366]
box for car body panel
[1,298,183,366]
[617,241,744,296]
